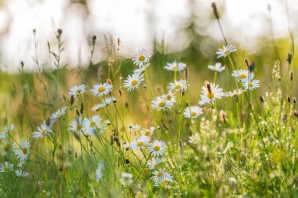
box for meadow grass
[1,4,298,198]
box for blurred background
[0,0,297,71]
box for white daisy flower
[1,140,13,156]
[69,117,84,134]
[208,62,225,72]
[91,83,113,96]
[0,161,14,172]
[133,63,150,74]
[132,49,152,67]
[14,140,30,162]
[129,124,141,132]
[123,73,144,91]
[91,103,107,111]
[68,84,87,97]
[183,106,203,119]
[162,91,176,106]
[151,169,173,187]
[199,82,224,105]
[141,127,155,137]
[189,134,200,144]
[151,96,171,111]
[147,157,166,170]
[216,44,237,58]
[50,107,68,123]
[224,89,243,97]
[120,172,133,186]
[15,169,29,177]
[103,97,117,104]
[0,124,14,140]
[242,79,260,90]
[167,79,187,92]
[32,122,52,139]
[149,140,167,156]
[96,161,104,182]
[164,61,186,71]
[231,69,254,82]
[82,115,104,136]
[130,136,150,150]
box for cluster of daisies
[123,125,173,187]
[0,124,30,177]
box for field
[0,3,298,198]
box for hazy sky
[0,0,297,72]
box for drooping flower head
[208,62,225,72]
[164,61,186,72]
[242,79,260,90]
[69,84,87,97]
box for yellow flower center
[154,145,161,151]
[173,65,178,70]
[90,122,95,127]
[191,112,197,116]
[166,95,172,100]
[98,86,106,92]
[138,55,145,61]
[207,92,214,99]
[137,141,144,147]
[4,144,11,151]
[4,167,9,172]
[144,130,150,136]
[77,125,83,130]
[158,101,165,107]
[41,129,47,135]
[131,79,138,86]
[161,180,167,187]
[224,50,230,55]
[239,73,247,79]
[23,148,28,155]
[175,84,182,89]
[248,83,253,87]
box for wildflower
[0,161,14,172]
[162,91,176,106]
[216,44,237,58]
[130,136,150,150]
[151,96,170,111]
[183,106,203,119]
[199,82,224,105]
[167,79,187,92]
[120,172,133,186]
[68,84,87,97]
[92,103,107,111]
[149,140,167,156]
[242,79,260,90]
[96,162,104,182]
[0,124,14,140]
[91,83,113,96]
[141,127,155,137]
[225,89,243,97]
[272,60,281,80]
[151,169,173,187]
[1,140,13,156]
[123,73,144,91]
[208,62,225,72]
[14,140,30,162]
[147,157,166,170]
[82,115,104,136]
[50,107,68,123]
[164,61,186,71]
[129,124,141,132]
[132,49,152,67]
[15,169,29,177]
[32,122,52,139]
[232,69,254,82]
[189,134,200,144]
[69,117,84,134]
